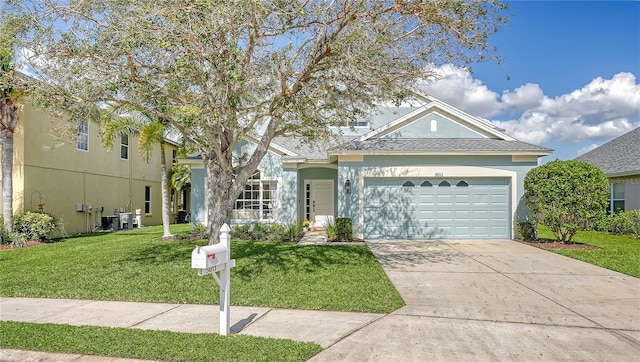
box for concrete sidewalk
[0,297,383,349]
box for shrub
[517,221,537,241]
[230,223,290,242]
[610,210,640,237]
[325,218,336,239]
[628,210,640,237]
[524,160,609,243]
[285,222,304,242]
[230,224,251,239]
[610,212,634,235]
[335,218,353,241]
[13,211,58,241]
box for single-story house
[187,93,553,239]
[576,127,640,212]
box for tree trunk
[1,129,13,232]
[205,157,234,245]
[160,141,173,239]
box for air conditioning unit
[76,203,86,212]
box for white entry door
[305,180,335,222]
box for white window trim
[144,185,152,215]
[76,121,89,152]
[232,172,281,223]
[610,182,625,213]
[120,134,129,160]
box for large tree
[10,0,508,243]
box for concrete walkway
[310,239,640,361]
[0,297,383,348]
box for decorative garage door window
[233,171,278,221]
[363,178,510,239]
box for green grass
[0,321,321,362]
[538,226,640,278]
[0,225,403,313]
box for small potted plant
[302,220,310,231]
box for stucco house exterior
[0,102,187,235]
[187,93,553,240]
[576,127,640,212]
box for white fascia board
[357,104,433,141]
[177,158,205,168]
[428,98,515,140]
[607,170,640,178]
[357,98,514,142]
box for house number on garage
[435,173,444,177]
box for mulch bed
[517,239,601,251]
[0,240,48,250]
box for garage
[363,177,511,239]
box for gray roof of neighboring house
[576,127,640,176]
[335,138,553,154]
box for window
[76,121,88,151]
[144,186,151,214]
[456,181,469,187]
[609,182,625,213]
[402,181,415,187]
[421,181,433,187]
[233,171,278,221]
[120,134,129,160]
[438,180,451,187]
[430,120,438,132]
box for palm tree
[102,112,174,239]
[0,15,26,232]
[169,161,191,221]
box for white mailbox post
[191,223,236,336]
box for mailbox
[192,243,228,269]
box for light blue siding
[382,112,484,139]
[190,168,206,224]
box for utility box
[119,213,133,229]
[101,216,118,231]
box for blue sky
[421,1,640,161]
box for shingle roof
[576,127,640,176]
[331,138,553,155]
[273,136,340,160]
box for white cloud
[420,66,640,146]
[501,83,545,110]
[419,65,504,117]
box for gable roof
[358,94,514,141]
[576,127,640,177]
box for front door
[305,180,335,222]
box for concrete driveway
[311,239,640,361]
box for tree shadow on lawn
[231,241,375,280]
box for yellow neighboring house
[0,102,185,235]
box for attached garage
[363,177,511,239]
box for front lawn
[537,226,640,278]
[0,225,403,313]
[0,321,321,362]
